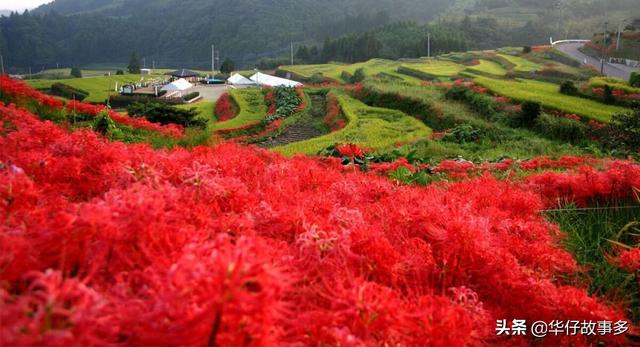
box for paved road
[555,42,638,80]
[190,84,228,102]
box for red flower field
[0,80,639,346]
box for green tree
[220,58,235,74]
[127,52,141,74]
[70,66,82,78]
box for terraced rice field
[465,59,507,76]
[472,75,629,122]
[274,91,431,156]
[281,59,420,83]
[497,53,542,72]
[401,60,467,78]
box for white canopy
[161,78,193,92]
[228,73,255,86]
[250,72,302,88]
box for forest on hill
[0,0,638,72]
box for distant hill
[1,0,638,72]
[2,0,452,71]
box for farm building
[250,72,302,87]
[164,69,201,82]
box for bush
[116,70,125,75]
[182,92,200,101]
[350,68,366,84]
[340,71,353,83]
[598,105,640,153]
[518,101,541,127]
[442,124,480,144]
[559,80,579,96]
[523,46,532,54]
[127,102,206,128]
[603,85,616,104]
[108,95,179,108]
[630,72,640,88]
[70,67,82,78]
[534,114,587,143]
[50,82,89,101]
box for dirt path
[260,94,327,148]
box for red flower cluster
[66,100,184,138]
[233,119,284,143]
[295,87,306,112]
[0,75,65,110]
[0,76,183,138]
[335,143,366,158]
[323,94,346,132]
[615,249,640,272]
[1,98,638,345]
[214,93,237,122]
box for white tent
[161,78,193,92]
[250,72,302,88]
[228,73,255,86]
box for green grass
[274,91,431,156]
[177,101,215,124]
[401,60,467,78]
[471,76,630,122]
[465,59,507,76]
[496,53,542,72]
[27,74,167,103]
[590,77,640,94]
[210,88,266,131]
[547,205,640,321]
[281,59,422,83]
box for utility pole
[152,60,155,70]
[291,42,294,65]
[0,54,4,75]
[143,57,146,68]
[601,22,608,74]
[211,44,215,72]
[427,33,431,58]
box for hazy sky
[0,0,52,10]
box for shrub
[630,72,640,88]
[534,113,587,143]
[70,67,82,78]
[523,46,532,54]
[598,105,640,153]
[127,102,206,128]
[350,68,366,83]
[108,95,180,108]
[442,124,480,144]
[518,101,541,127]
[340,71,353,83]
[116,70,125,75]
[603,85,616,104]
[182,92,200,101]
[50,83,89,101]
[559,81,579,96]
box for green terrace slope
[211,88,267,131]
[275,91,431,156]
[472,76,629,122]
